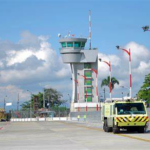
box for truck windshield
[116,103,146,115]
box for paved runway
[0,121,150,150]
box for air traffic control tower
[59,37,99,112]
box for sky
[0,0,150,111]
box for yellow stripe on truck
[125,117,131,122]
[137,116,144,122]
[131,116,138,122]
[115,116,149,123]
[141,116,147,122]
[119,117,125,123]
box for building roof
[59,37,87,43]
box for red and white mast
[89,10,92,49]
[116,46,132,99]
[129,49,132,99]
[99,59,112,100]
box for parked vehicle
[101,99,149,133]
[0,108,6,122]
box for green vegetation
[44,88,66,107]
[101,76,119,90]
[21,101,31,110]
[137,73,150,103]
[21,88,67,110]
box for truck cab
[101,99,149,133]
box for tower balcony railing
[59,47,84,51]
[59,47,98,51]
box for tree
[20,88,66,110]
[20,101,31,111]
[44,88,66,108]
[33,92,43,108]
[137,73,150,103]
[101,76,119,90]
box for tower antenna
[89,10,92,49]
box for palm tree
[101,76,119,91]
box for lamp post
[120,86,130,99]
[103,88,106,102]
[121,92,124,100]
[71,78,80,111]
[99,58,112,100]
[43,88,45,109]
[91,68,99,110]
[68,94,71,103]
[4,95,7,111]
[78,73,88,111]
[48,95,50,110]
[17,93,19,111]
[27,90,32,118]
[116,46,132,99]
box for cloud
[6,49,33,66]
[0,31,150,108]
[18,31,41,49]
[0,31,70,85]
[0,31,71,108]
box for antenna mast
[89,10,92,49]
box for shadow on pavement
[118,129,150,134]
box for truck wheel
[138,127,145,133]
[104,119,112,132]
[113,123,119,134]
[103,121,106,132]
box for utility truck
[101,99,149,133]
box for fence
[11,117,78,122]
[11,108,70,119]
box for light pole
[120,86,130,98]
[99,58,112,100]
[122,92,123,100]
[78,73,88,111]
[48,95,50,110]
[116,46,132,99]
[43,88,45,109]
[68,94,71,108]
[68,94,71,103]
[103,88,106,102]
[27,90,32,118]
[70,78,79,111]
[4,95,7,111]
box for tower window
[67,42,73,47]
[85,87,92,93]
[84,63,91,69]
[84,70,92,77]
[74,42,81,48]
[85,95,92,102]
[61,42,66,47]
[81,42,85,47]
[85,79,92,85]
